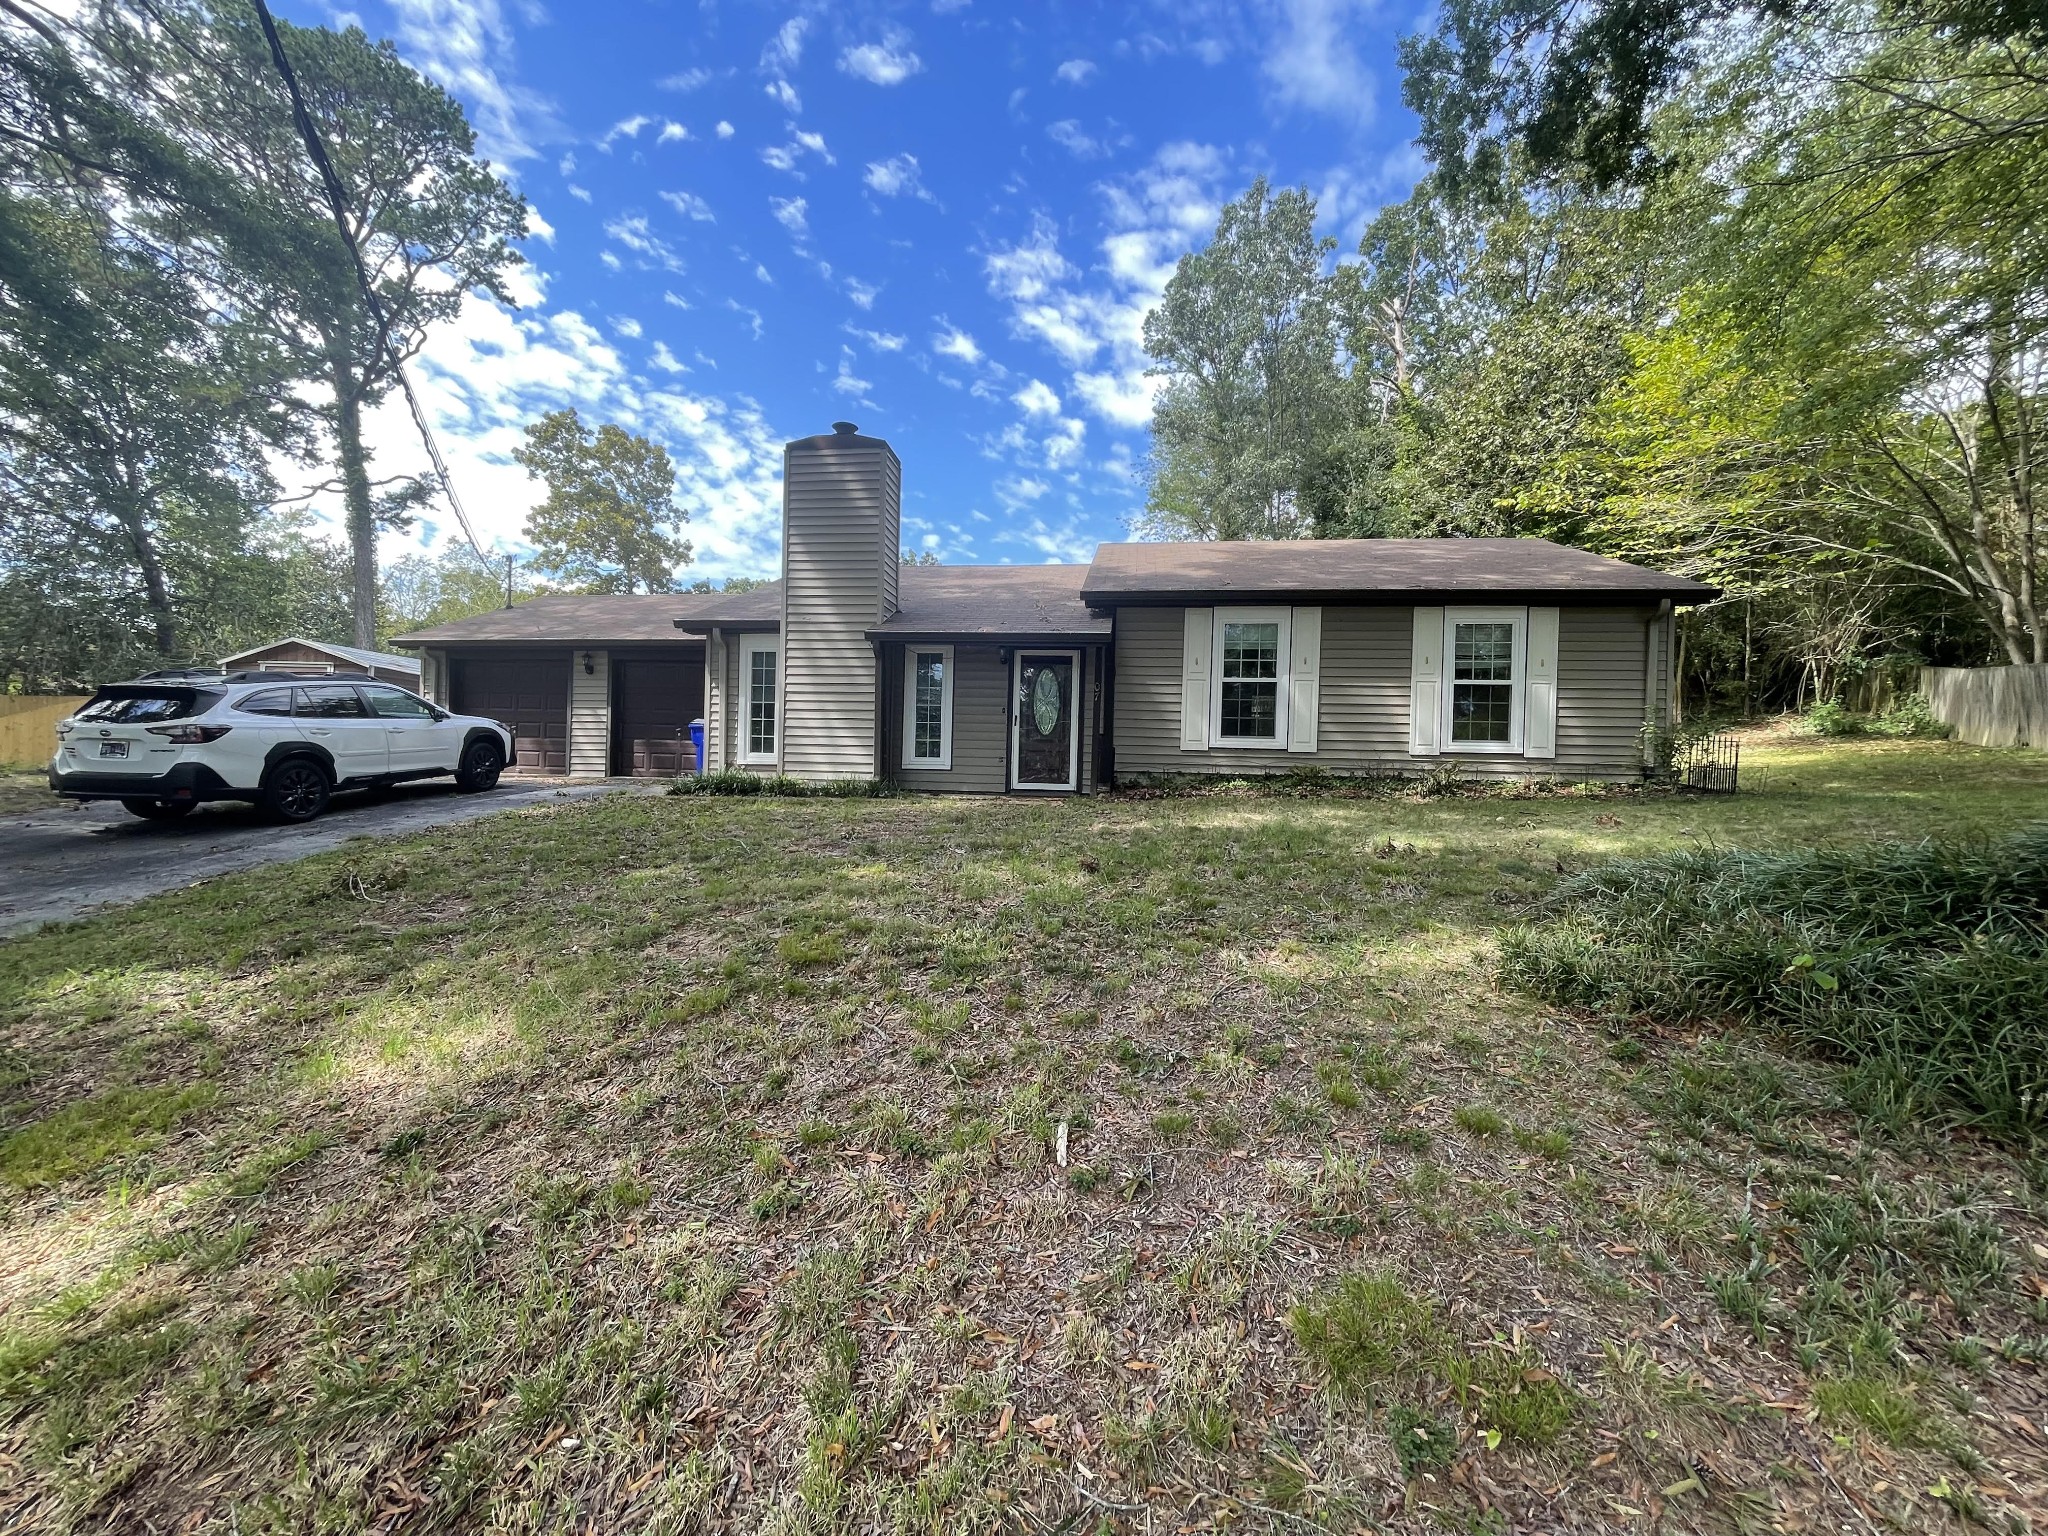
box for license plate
[98,740,129,758]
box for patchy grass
[0,734,2043,1532]
[0,768,61,815]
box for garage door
[451,657,568,774]
[611,657,704,776]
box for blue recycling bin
[688,718,706,775]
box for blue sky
[292,0,1426,582]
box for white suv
[50,672,515,822]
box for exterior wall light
[582,651,595,675]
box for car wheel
[121,798,195,820]
[264,759,331,822]
[455,738,505,792]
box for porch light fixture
[582,651,594,675]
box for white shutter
[1409,606,1443,756]
[1525,606,1559,759]
[1180,607,1212,750]
[1287,607,1321,753]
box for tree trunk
[115,450,177,656]
[333,361,378,648]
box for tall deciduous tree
[1140,179,1364,540]
[145,4,526,646]
[514,409,692,594]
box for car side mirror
[430,707,449,722]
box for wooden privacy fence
[0,696,90,768]
[1920,664,2048,749]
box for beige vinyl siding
[568,649,609,777]
[882,643,1009,793]
[1114,604,1657,782]
[421,649,447,707]
[779,439,899,782]
[704,633,724,770]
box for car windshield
[75,689,216,723]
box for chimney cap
[831,420,860,435]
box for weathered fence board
[0,696,90,768]
[1920,664,2048,749]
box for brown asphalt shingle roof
[871,564,1109,640]
[390,592,729,646]
[1080,538,1718,603]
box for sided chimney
[777,421,901,782]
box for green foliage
[668,771,892,799]
[514,408,692,594]
[1386,1404,1455,1476]
[1499,830,2048,1134]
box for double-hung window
[1442,608,1524,752]
[1209,607,1291,747]
[901,645,954,770]
[738,634,779,764]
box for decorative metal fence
[1673,732,1740,794]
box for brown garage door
[611,657,704,776]
[452,656,567,774]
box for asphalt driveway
[0,778,658,938]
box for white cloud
[599,113,653,150]
[754,263,774,285]
[769,195,809,239]
[663,290,692,309]
[1043,416,1087,468]
[1013,378,1061,417]
[526,207,555,243]
[604,213,687,274]
[995,475,1050,509]
[660,189,716,222]
[762,131,834,175]
[566,183,592,203]
[1054,58,1097,85]
[844,277,881,309]
[657,120,689,143]
[1260,0,1377,129]
[383,0,559,164]
[1071,370,1158,427]
[863,153,931,200]
[1047,120,1110,159]
[984,214,1076,303]
[833,347,874,402]
[650,341,688,373]
[659,66,714,91]
[715,119,736,139]
[846,325,907,352]
[725,298,764,339]
[839,29,925,86]
[610,314,644,338]
[558,151,576,175]
[932,325,983,366]
[762,16,808,71]
[600,250,621,270]
[765,78,801,112]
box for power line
[246,0,494,573]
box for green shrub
[1803,700,1863,737]
[1872,692,1951,739]
[1498,829,2048,1136]
[669,771,891,798]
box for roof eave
[1079,586,1721,607]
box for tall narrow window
[1208,608,1291,746]
[740,636,778,764]
[1442,609,1523,750]
[902,645,953,769]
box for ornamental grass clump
[1498,827,2048,1136]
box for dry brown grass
[0,738,2044,1533]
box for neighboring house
[218,637,421,687]
[393,422,1716,788]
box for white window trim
[901,644,955,771]
[1208,606,1292,749]
[1010,649,1081,792]
[738,632,780,766]
[1439,607,1526,754]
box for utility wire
[246,0,494,573]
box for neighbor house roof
[1080,538,1720,605]
[390,593,728,646]
[219,636,420,672]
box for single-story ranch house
[393,422,1716,791]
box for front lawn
[1,735,2044,1533]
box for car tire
[455,737,505,792]
[121,798,195,820]
[263,758,331,822]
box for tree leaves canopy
[514,409,692,595]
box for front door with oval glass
[1011,651,1078,791]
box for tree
[514,410,692,593]
[1140,179,1361,540]
[144,4,526,646]
[1399,0,2048,197]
